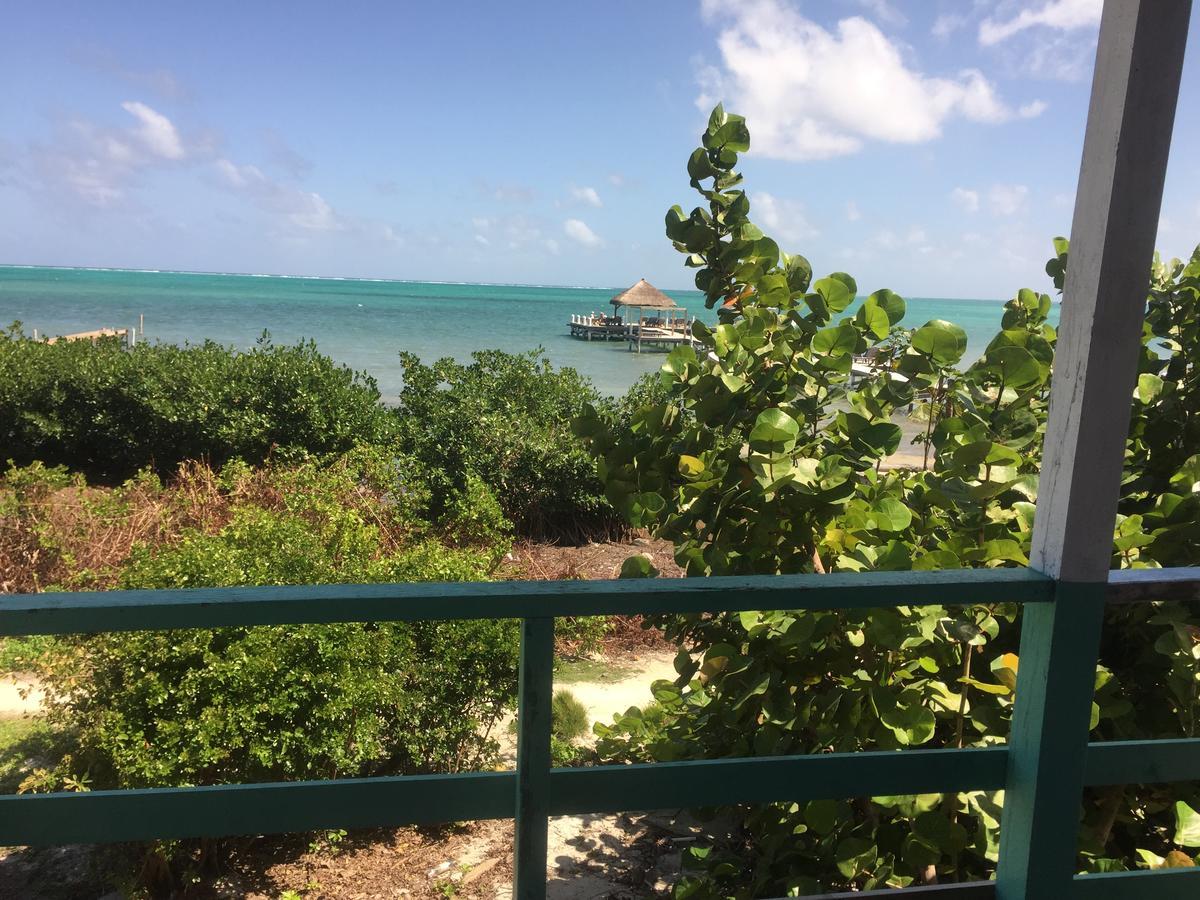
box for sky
[2,0,1199,299]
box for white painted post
[996,2,1192,897]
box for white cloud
[951,187,980,213]
[288,193,340,231]
[753,191,819,244]
[485,182,536,203]
[11,101,193,208]
[697,0,1021,161]
[607,173,626,187]
[853,0,906,27]
[215,158,344,232]
[951,184,1030,217]
[1019,99,1049,118]
[468,214,554,253]
[569,185,602,207]
[988,184,1029,216]
[120,101,185,160]
[564,218,602,248]
[873,225,930,252]
[979,0,1102,46]
[932,13,967,39]
[846,200,861,222]
[215,158,261,189]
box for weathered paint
[0,568,1054,637]
[513,617,554,900]
[1083,737,1200,785]
[549,747,1007,816]
[1105,567,1200,604]
[997,1,1193,897]
[0,771,516,845]
[1070,868,1200,898]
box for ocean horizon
[0,265,1058,397]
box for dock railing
[2,569,1200,899]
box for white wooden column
[997,1,1192,896]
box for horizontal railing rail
[0,568,1054,635]
[1,566,1198,900]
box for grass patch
[0,715,53,793]
[554,656,636,684]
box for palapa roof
[609,278,680,309]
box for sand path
[0,675,42,718]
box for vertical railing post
[513,617,554,900]
[996,2,1191,897]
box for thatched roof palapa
[610,279,679,310]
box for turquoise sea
[0,266,1057,398]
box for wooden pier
[569,278,699,352]
[568,314,625,341]
[42,327,136,348]
[623,322,700,353]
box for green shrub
[597,371,679,434]
[0,635,54,673]
[442,472,513,556]
[32,482,517,790]
[395,349,626,543]
[551,689,589,743]
[554,615,611,657]
[0,327,396,482]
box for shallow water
[0,266,1054,397]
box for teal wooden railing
[2,566,1199,899]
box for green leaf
[719,372,746,393]
[868,289,906,325]
[986,345,1043,388]
[713,115,750,152]
[873,497,913,532]
[738,610,763,632]
[835,837,877,879]
[813,321,858,357]
[854,422,902,456]
[856,302,890,340]
[912,320,968,366]
[783,253,813,294]
[1174,801,1200,847]
[662,345,698,379]
[678,455,705,477]
[989,652,1019,691]
[665,206,689,242]
[687,148,716,182]
[805,799,849,835]
[914,811,969,854]
[960,676,1010,695]
[1137,373,1165,403]
[750,408,800,447]
[882,703,936,745]
[812,276,854,314]
[618,555,659,579]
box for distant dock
[36,314,143,349]
[568,278,700,353]
[569,314,625,341]
[42,327,137,348]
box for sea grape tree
[582,107,1200,895]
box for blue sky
[2,0,1198,298]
